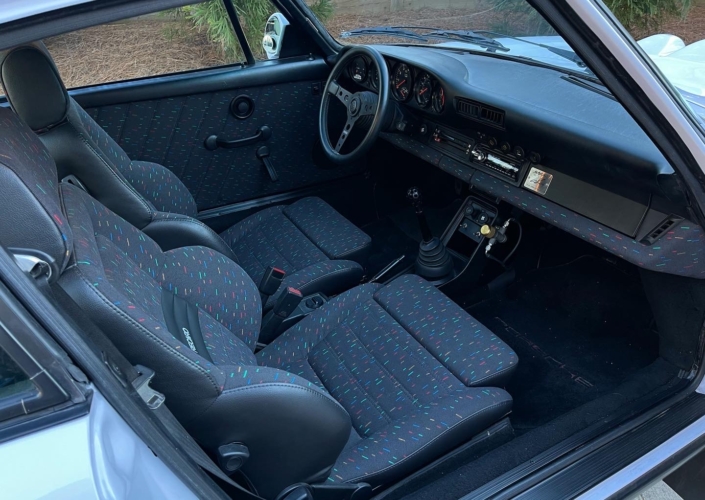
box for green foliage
[605,0,691,32]
[180,0,334,61]
[491,0,691,36]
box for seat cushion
[221,198,371,305]
[257,274,517,486]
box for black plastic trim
[463,375,691,500]
[71,56,329,108]
[0,395,91,446]
[222,0,255,65]
[0,281,86,427]
[513,393,705,499]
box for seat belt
[41,281,265,499]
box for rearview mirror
[263,13,290,60]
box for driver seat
[0,43,371,307]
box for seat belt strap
[41,281,264,499]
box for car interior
[0,1,704,499]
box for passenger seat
[0,108,518,498]
[0,42,372,309]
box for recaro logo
[182,327,197,353]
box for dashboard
[340,45,693,247]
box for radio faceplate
[417,121,532,185]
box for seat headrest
[0,42,70,131]
[0,107,73,273]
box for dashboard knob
[488,137,498,147]
[513,146,525,158]
[500,141,511,153]
[529,151,542,164]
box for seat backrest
[0,107,351,496]
[0,43,199,227]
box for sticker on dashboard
[524,167,553,195]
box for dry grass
[634,3,705,43]
[45,17,229,88]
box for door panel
[75,61,363,212]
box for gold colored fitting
[480,225,496,238]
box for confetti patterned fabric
[77,98,371,302]
[0,111,73,271]
[84,82,364,210]
[221,199,369,306]
[1,106,517,487]
[472,172,705,279]
[258,274,517,483]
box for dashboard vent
[456,98,505,128]
[640,216,682,245]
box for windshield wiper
[475,30,594,72]
[341,26,509,52]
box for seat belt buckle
[273,287,303,318]
[259,266,286,298]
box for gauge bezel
[432,85,446,113]
[391,62,413,102]
[368,64,379,90]
[348,56,369,84]
[415,72,433,108]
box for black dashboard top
[341,44,689,241]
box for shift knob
[407,187,422,207]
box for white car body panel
[0,0,95,25]
[0,389,196,499]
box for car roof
[0,0,201,51]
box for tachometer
[415,72,433,108]
[392,63,413,101]
[349,56,368,84]
[432,85,445,113]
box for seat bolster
[41,111,155,229]
[124,161,198,217]
[143,212,238,262]
[330,388,513,485]
[187,366,351,499]
[59,268,226,423]
[283,197,372,265]
[264,260,365,310]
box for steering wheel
[319,46,390,164]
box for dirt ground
[9,3,705,91]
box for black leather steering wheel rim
[319,46,390,164]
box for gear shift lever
[406,187,455,283]
[407,187,433,243]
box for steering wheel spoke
[319,46,389,164]
[335,117,357,152]
[328,80,353,109]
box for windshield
[306,0,703,122]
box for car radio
[420,122,533,184]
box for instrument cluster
[347,56,445,113]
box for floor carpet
[467,255,660,433]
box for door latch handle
[257,146,278,182]
[204,125,272,151]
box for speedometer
[415,72,433,108]
[349,56,368,84]
[392,63,413,101]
